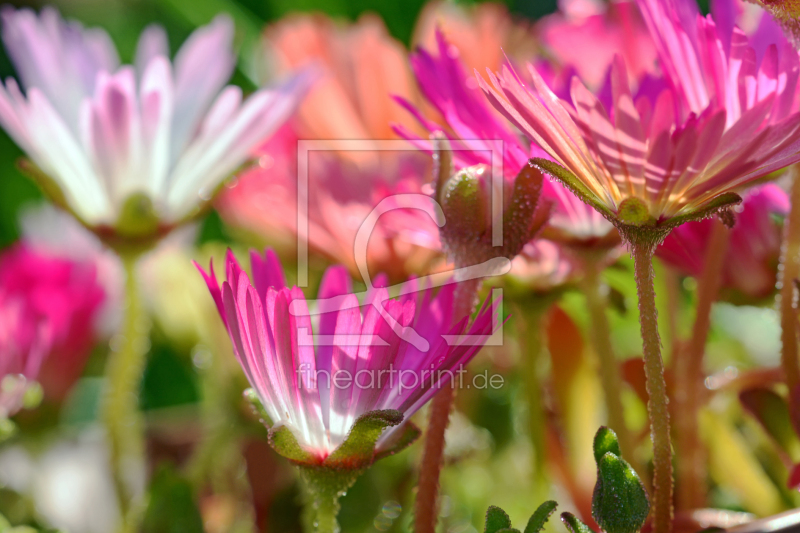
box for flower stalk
[581,256,635,462]
[779,165,800,395]
[414,275,480,533]
[675,218,729,510]
[630,239,673,533]
[102,253,149,531]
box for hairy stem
[102,255,149,531]
[631,242,673,533]
[414,276,480,533]
[582,261,635,462]
[779,166,800,394]
[675,219,729,510]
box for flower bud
[434,137,549,268]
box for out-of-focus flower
[411,1,536,76]
[0,242,105,402]
[218,14,442,282]
[196,249,499,459]
[0,8,312,241]
[0,292,49,418]
[394,30,616,248]
[264,13,421,155]
[657,184,789,301]
[505,240,582,295]
[478,0,800,237]
[537,0,658,89]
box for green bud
[591,427,650,533]
[22,382,43,410]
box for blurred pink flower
[537,0,658,89]
[411,1,536,77]
[394,30,616,247]
[657,184,789,300]
[218,14,443,282]
[478,0,800,228]
[196,249,499,458]
[0,7,311,230]
[0,243,104,403]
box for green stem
[675,219,728,510]
[517,302,550,498]
[300,469,357,533]
[582,260,635,462]
[779,165,800,394]
[414,276,480,533]
[102,254,149,531]
[631,241,673,533]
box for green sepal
[560,512,596,533]
[661,192,742,230]
[243,388,273,427]
[593,426,622,464]
[485,505,513,533]
[432,132,454,202]
[324,409,403,469]
[268,425,318,465]
[374,421,421,461]
[591,428,650,533]
[529,158,615,220]
[525,500,558,533]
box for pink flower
[0,243,104,405]
[196,249,499,458]
[657,184,789,300]
[477,1,800,230]
[537,0,658,89]
[394,30,615,247]
[0,8,312,232]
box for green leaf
[592,453,650,533]
[529,158,614,220]
[485,505,513,533]
[524,500,558,533]
[593,426,622,464]
[324,409,403,469]
[141,466,204,533]
[561,512,596,533]
[374,421,421,461]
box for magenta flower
[394,30,615,247]
[0,8,312,235]
[477,5,800,233]
[0,243,105,402]
[197,249,499,460]
[657,184,789,301]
